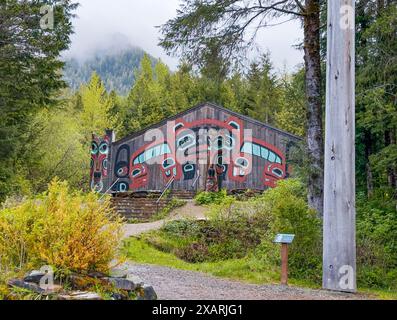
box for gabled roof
[113,102,303,145]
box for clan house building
[90,103,301,218]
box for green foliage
[0,179,124,277]
[356,190,397,289]
[194,189,229,205]
[356,1,397,195]
[80,72,118,138]
[63,47,157,95]
[243,54,282,124]
[0,0,77,202]
[140,179,321,282]
[22,104,88,193]
[258,179,322,280]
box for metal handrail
[191,170,200,189]
[156,176,175,205]
[99,178,120,201]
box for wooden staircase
[110,190,196,221]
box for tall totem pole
[323,0,356,292]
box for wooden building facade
[90,102,302,195]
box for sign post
[274,234,295,285]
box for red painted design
[130,164,149,189]
[124,116,287,190]
[90,134,110,192]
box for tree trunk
[303,0,324,216]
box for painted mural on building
[90,103,299,194]
[111,116,287,192]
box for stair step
[110,189,196,220]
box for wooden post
[323,0,356,292]
[281,243,289,285]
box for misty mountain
[63,46,158,95]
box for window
[241,142,283,164]
[253,144,261,157]
[268,152,276,163]
[133,143,171,164]
[261,147,269,159]
[161,143,171,154]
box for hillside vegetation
[63,47,158,95]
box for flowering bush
[0,179,124,276]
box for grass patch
[123,237,397,299]
[149,198,186,222]
[122,237,279,284]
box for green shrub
[147,179,322,282]
[0,179,124,277]
[194,189,229,205]
[356,189,397,289]
[259,179,322,281]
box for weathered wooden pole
[281,243,289,285]
[323,0,356,292]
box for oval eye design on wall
[132,168,142,177]
[177,134,195,150]
[102,159,108,170]
[117,166,128,177]
[99,142,108,155]
[118,182,129,192]
[162,158,175,169]
[236,157,249,168]
[183,164,194,172]
[91,142,98,155]
[272,168,284,178]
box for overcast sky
[65,0,304,73]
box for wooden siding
[108,103,301,193]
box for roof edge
[113,102,303,145]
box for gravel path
[123,201,208,238]
[112,262,370,300]
[120,202,371,300]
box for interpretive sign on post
[274,234,295,285]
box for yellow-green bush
[0,179,124,276]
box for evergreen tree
[0,0,77,201]
[80,72,115,138]
[244,55,281,124]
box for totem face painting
[94,104,300,194]
[90,133,110,192]
[115,116,287,191]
